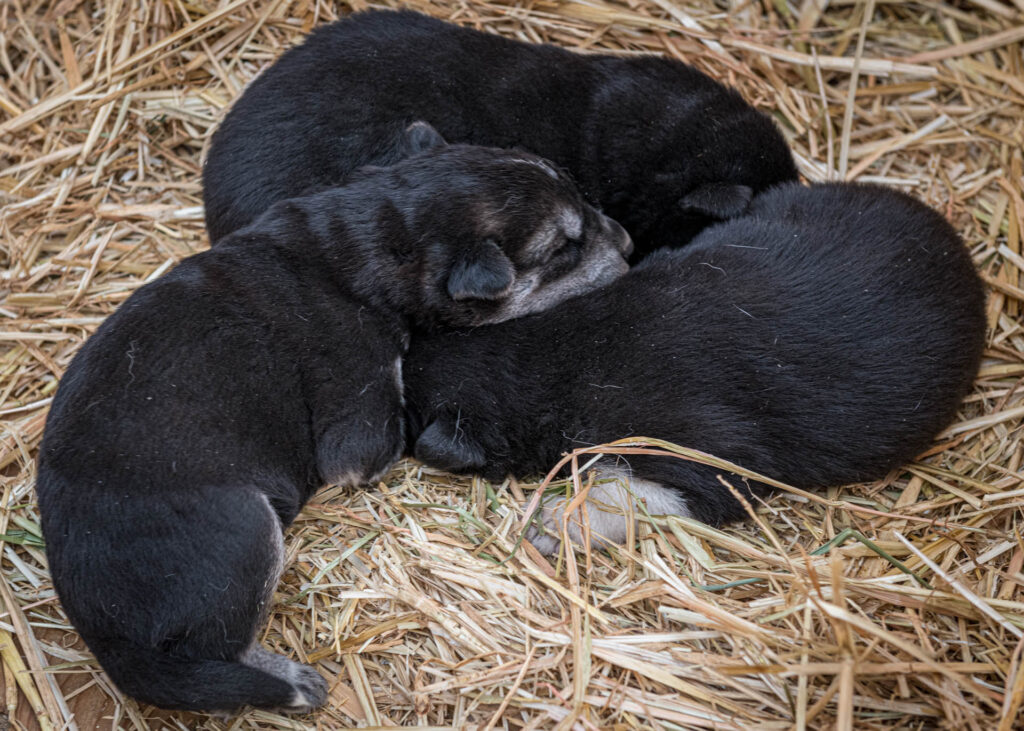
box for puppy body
[37,143,630,712]
[203,9,798,253]
[405,183,986,548]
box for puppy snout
[602,215,633,257]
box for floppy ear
[446,239,516,301]
[414,415,487,473]
[402,120,447,155]
[678,183,753,219]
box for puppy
[403,183,986,552]
[36,130,631,713]
[202,9,798,255]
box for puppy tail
[93,641,327,713]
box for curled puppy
[404,183,986,552]
[203,9,798,255]
[36,132,630,713]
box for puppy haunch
[37,135,629,713]
[404,183,986,552]
[202,9,798,256]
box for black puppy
[36,133,631,712]
[203,9,798,255]
[404,183,986,552]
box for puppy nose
[603,216,633,257]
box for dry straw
[2,0,1023,728]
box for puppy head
[385,127,632,327]
[370,124,630,325]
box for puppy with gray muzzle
[36,126,631,713]
[202,9,798,256]
[403,183,986,553]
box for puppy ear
[678,183,753,219]
[414,415,486,473]
[447,240,516,301]
[402,121,447,154]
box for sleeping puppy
[202,9,798,256]
[403,183,986,552]
[36,128,631,713]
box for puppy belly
[528,465,690,554]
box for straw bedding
[2,0,1023,728]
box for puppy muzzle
[602,215,633,258]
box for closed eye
[545,237,583,277]
[553,236,582,258]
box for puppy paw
[242,646,328,713]
[286,664,328,712]
[525,467,689,555]
[525,491,610,555]
[524,522,562,556]
[413,412,487,473]
[316,417,404,488]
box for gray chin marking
[526,465,691,555]
[488,252,628,324]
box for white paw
[242,645,328,713]
[526,466,689,555]
[287,664,328,711]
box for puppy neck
[229,183,429,321]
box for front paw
[316,418,404,487]
[413,412,486,473]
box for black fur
[202,9,798,255]
[36,141,630,713]
[404,183,986,528]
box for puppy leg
[77,489,327,713]
[238,495,328,712]
[527,464,691,554]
